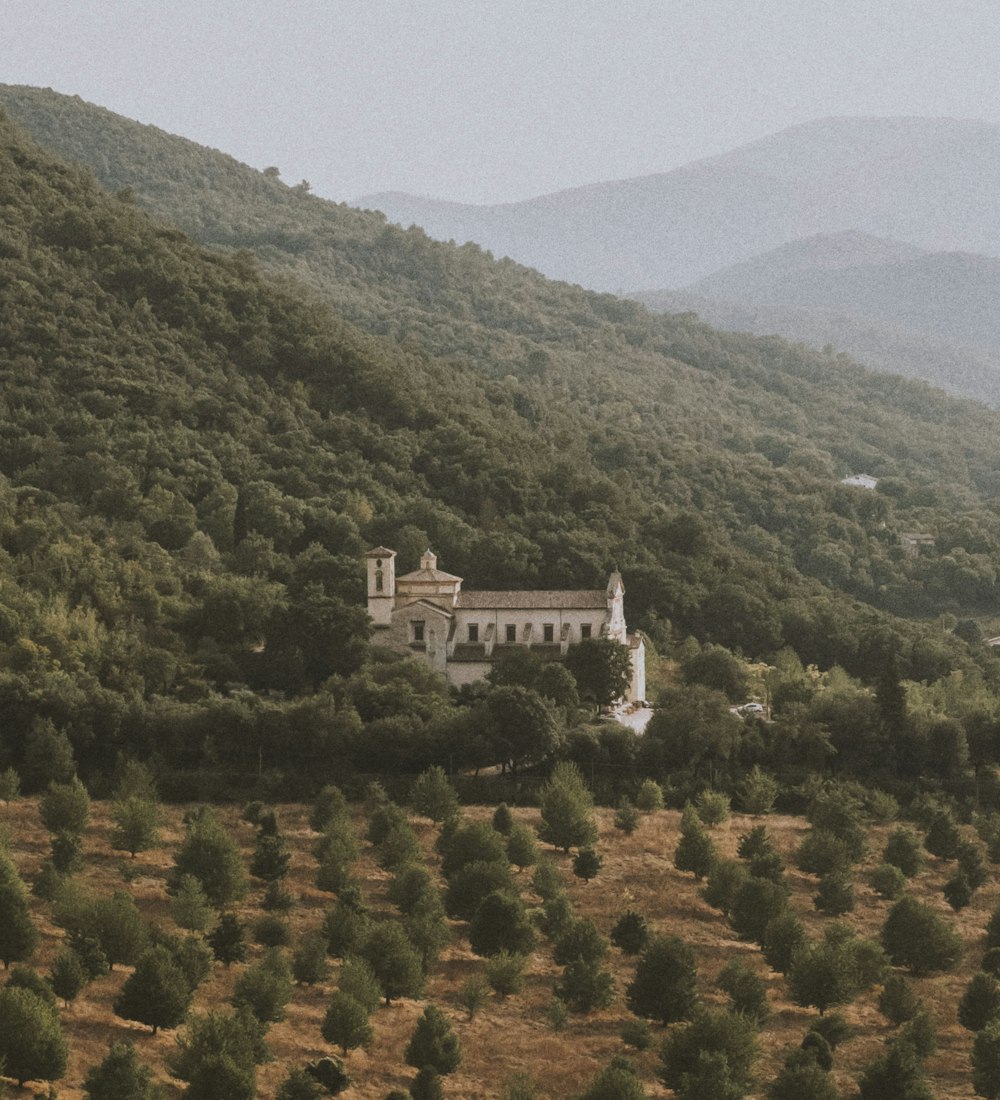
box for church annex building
[366,548,646,704]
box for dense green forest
[3,96,1000,802]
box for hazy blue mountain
[687,231,926,298]
[631,230,1000,404]
[359,116,1000,291]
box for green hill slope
[3,97,1000,786]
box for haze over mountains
[360,116,1000,291]
[362,116,1000,406]
[632,232,1000,406]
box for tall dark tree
[0,985,68,1088]
[113,945,193,1034]
[83,1041,159,1100]
[626,934,697,1025]
[538,762,597,853]
[404,1005,462,1075]
[565,638,632,707]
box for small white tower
[366,547,397,627]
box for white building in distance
[366,547,645,703]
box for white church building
[366,547,646,703]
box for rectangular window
[543,623,554,643]
[581,623,592,639]
[506,624,517,643]
[412,621,425,643]
[468,624,479,643]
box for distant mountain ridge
[358,116,1000,291]
[630,230,1000,405]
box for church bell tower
[366,547,397,627]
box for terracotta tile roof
[396,567,463,583]
[456,590,606,610]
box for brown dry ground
[0,797,993,1099]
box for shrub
[309,785,349,833]
[674,805,716,880]
[695,790,730,825]
[531,859,564,900]
[984,948,1000,978]
[492,803,514,835]
[944,871,973,911]
[553,918,607,967]
[572,847,603,883]
[634,779,664,812]
[813,871,854,915]
[507,825,539,871]
[231,949,294,1025]
[556,957,614,1014]
[960,972,1000,1032]
[170,808,247,908]
[113,945,193,1034]
[611,909,649,955]
[171,875,213,932]
[440,821,508,878]
[621,1017,653,1051]
[207,912,247,967]
[486,951,528,999]
[702,859,749,917]
[276,1068,326,1100]
[924,812,962,860]
[322,900,372,959]
[737,766,779,815]
[879,974,919,1025]
[250,833,291,883]
[40,780,89,839]
[404,1005,461,1075]
[252,913,291,948]
[538,762,597,852]
[869,862,907,900]
[262,880,294,912]
[613,799,640,836]
[444,860,516,921]
[469,893,536,958]
[110,796,161,858]
[411,767,459,823]
[658,1008,759,1099]
[883,827,925,877]
[361,923,425,1005]
[730,878,789,944]
[579,1057,648,1100]
[388,865,436,916]
[761,911,806,975]
[49,948,87,1007]
[456,974,489,1019]
[626,935,697,1025]
[717,959,769,1023]
[338,957,382,1014]
[83,1040,159,1099]
[796,829,852,876]
[881,896,962,975]
[321,992,373,1055]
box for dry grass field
[0,794,994,1099]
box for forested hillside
[632,285,1000,408]
[3,98,1000,794]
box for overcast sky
[4,0,1000,205]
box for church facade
[366,547,646,703]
